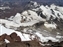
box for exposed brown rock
[60,41,63,47]
[7,42,26,47]
[0,43,6,47]
[0,34,7,41]
[0,33,63,47]
[0,34,7,46]
[13,36,21,42]
[10,32,17,38]
[5,35,14,43]
[0,36,4,41]
[23,39,42,47]
[10,32,21,42]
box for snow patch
[44,22,57,29]
[0,24,59,43]
[5,39,10,43]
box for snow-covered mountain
[0,1,63,46]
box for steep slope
[0,1,63,46]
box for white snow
[30,1,40,7]
[40,43,50,46]
[8,16,14,21]
[53,9,63,20]
[35,32,48,42]
[56,35,63,38]
[22,34,31,41]
[0,2,63,44]
[35,32,59,42]
[22,10,46,21]
[39,4,63,20]
[0,6,10,10]
[0,19,43,28]
[44,22,57,29]
[0,24,31,42]
[0,24,18,35]
[13,13,22,24]
[56,36,62,38]
[57,7,63,14]
[0,19,20,28]
[40,5,56,20]
[0,24,60,43]
[57,32,60,35]
[5,39,10,43]
[0,10,46,28]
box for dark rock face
[0,32,21,44]
[10,32,17,38]
[13,36,21,42]
[0,36,4,41]
[0,33,63,47]
[5,35,14,43]
[0,35,63,47]
[0,34,7,41]
[0,34,7,45]
[10,32,21,42]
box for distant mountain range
[0,0,63,6]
